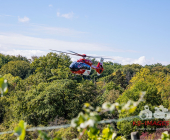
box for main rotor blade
[86,56,101,58]
[67,50,83,56]
[50,49,78,56]
[50,49,115,60]
[68,50,103,58]
[86,56,114,59]
[67,50,79,55]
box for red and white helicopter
[50,50,113,77]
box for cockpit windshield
[69,62,82,71]
[69,62,90,71]
[69,61,75,67]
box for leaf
[0,76,8,96]
[14,120,27,140]
[38,130,52,140]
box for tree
[0,54,29,68]
[31,52,72,81]
[0,54,11,68]
[116,68,167,137]
[144,63,163,69]
[0,97,6,123]
[3,73,21,92]
[122,64,142,84]
[9,79,98,126]
[0,60,30,79]
[151,66,170,75]
[117,82,162,137]
[99,70,127,89]
[101,63,122,78]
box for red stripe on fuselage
[71,69,86,75]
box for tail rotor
[96,57,104,76]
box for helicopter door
[82,64,91,75]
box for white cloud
[49,4,53,7]
[18,16,30,23]
[107,56,169,66]
[114,56,147,65]
[57,12,60,17]
[133,56,146,65]
[0,33,116,52]
[57,12,74,19]
[32,25,87,36]
[0,32,165,65]
[0,50,46,59]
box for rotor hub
[82,54,86,57]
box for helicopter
[50,50,113,78]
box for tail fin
[96,58,104,76]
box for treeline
[0,52,170,139]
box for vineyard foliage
[0,52,170,139]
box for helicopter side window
[77,64,81,68]
[81,64,85,69]
[87,65,90,70]
[84,65,87,69]
[77,63,83,68]
[82,64,90,70]
[76,63,80,67]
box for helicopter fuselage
[69,58,103,76]
[69,61,91,75]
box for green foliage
[89,61,122,82]
[0,54,29,68]
[160,131,170,140]
[2,73,21,92]
[145,63,163,69]
[52,127,84,140]
[49,66,73,81]
[115,136,126,140]
[21,80,78,125]
[102,125,116,139]
[14,120,27,140]
[77,80,99,106]
[69,93,145,140]
[0,76,8,123]
[122,64,143,84]
[97,81,122,107]
[116,68,167,136]
[38,130,54,140]
[104,81,124,93]
[0,97,6,123]
[31,52,72,81]
[2,86,168,140]
[0,60,31,79]
[99,62,122,78]
[0,75,8,96]
[99,70,127,90]
[3,91,143,139]
[8,79,99,126]
[1,53,170,140]
[103,89,121,104]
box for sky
[0,0,170,65]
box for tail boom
[92,58,104,76]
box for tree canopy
[0,52,170,139]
